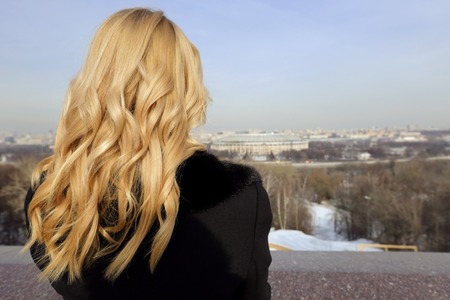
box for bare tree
[0,156,37,245]
[255,164,312,233]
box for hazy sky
[1,0,449,133]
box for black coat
[24,151,272,300]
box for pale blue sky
[1,0,449,133]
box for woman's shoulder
[176,151,263,212]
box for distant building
[0,153,13,163]
[4,136,16,144]
[210,132,308,160]
[358,152,371,160]
[395,131,426,142]
[14,133,55,145]
[389,146,407,156]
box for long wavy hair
[25,8,208,283]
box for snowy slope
[268,203,380,251]
[310,202,347,241]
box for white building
[358,152,372,160]
[210,133,308,158]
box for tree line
[0,157,36,244]
[252,159,449,252]
[1,157,449,252]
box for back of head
[26,8,208,283]
[80,8,208,132]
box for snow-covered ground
[269,203,380,251]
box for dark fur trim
[176,151,261,213]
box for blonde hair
[25,8,208,283]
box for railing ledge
[1,246,449,299]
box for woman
[24,8,272,300]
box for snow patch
[269,202,380,251]
[310,202,347,241]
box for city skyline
[1,0,450,133]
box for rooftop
[213,133,303,144]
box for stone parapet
[1,247,449,299]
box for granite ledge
[1,246,449,300]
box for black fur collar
[176,151,261,213]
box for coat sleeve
[244,181,272,299]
